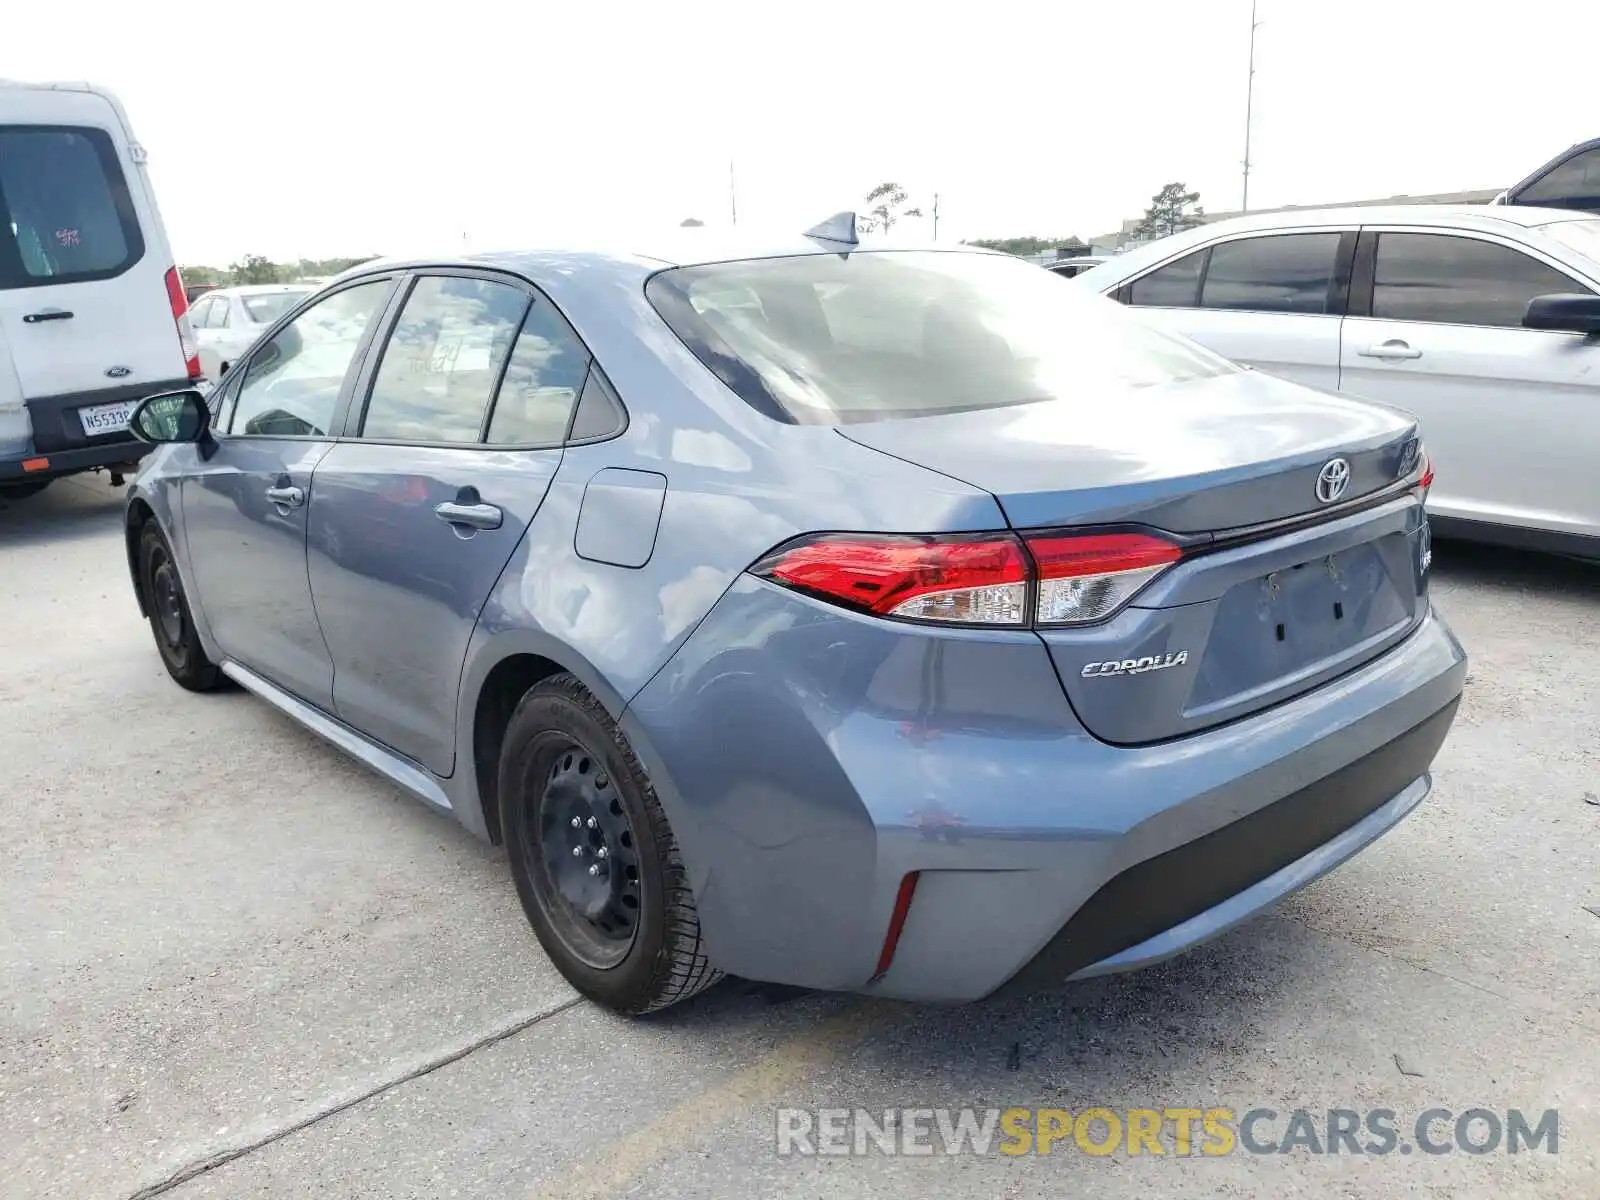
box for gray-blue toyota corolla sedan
[122,215,1466,1015]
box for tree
[178,265,223,286]
[1134,183,1205,242]
[858,182,923,234]
[229,254,280,285]
[966,235,1086,257]
[679,217,705,227]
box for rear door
[0,89,190,449]
[1112,230,1354,389]
[307,270,594,776]
[1338,227,1600,537]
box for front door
[307,272,592,775]
[1338,229,1600,537]
[181,277,395,706]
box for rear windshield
[0,125,144,289]
[644,250,1234,425]
[242,291,311,323]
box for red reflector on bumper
[872,872,921,981]
[21,457,48,473]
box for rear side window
[1199,233,1341,314]
[1127,249,1205,307]
[361,275,531,443]
[646,250,1232,425]
[1370,233,1592,328]
[0,125,144,288]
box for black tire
[0,480,51,501]
[138,521,222,692]
[500,673,721,1014]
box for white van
[0,81,199,500]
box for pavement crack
[124,994,585,1200]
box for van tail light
[164,267,203,379]
[750,529,1184,627]
[1026,532,1184,625]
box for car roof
[212,284,317,296]
[338,229,1000,287]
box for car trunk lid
[835,369,1418,534]
[838,370,1430,745]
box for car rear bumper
[1,438,151,482]
[623,576,1467,1002]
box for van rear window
[0,125,144,289]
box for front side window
[229,280,391,436]
[484,299,592,446]
[189,297,217,328]
[647,250,1233,425]
[361,275,530,443]
[1370,233,1593,328]
[1199,233,1342,314]
[0,125,143,287]
[1127,249,1206,308]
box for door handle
[434,501,503,530]
[23,309,74,323]
[1357,340,1422,360]
[265,485,304,508]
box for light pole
[1242,0,1262,212]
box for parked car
[189,284,316,380]
[122,217,1464,1015]
[0,80,200,500]
[1044,254,1115,278]
[1072,204,1600,560]
[1495,137,1600,215]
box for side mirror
[129,389,211,444]
[1523,293,1600,335]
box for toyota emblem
[1315,457,1351,504]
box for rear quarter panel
[447,266,1008,836]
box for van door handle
[265,485,304,508]
[434,501,502,530]
[1358,340,1422,360]
[23,309,74,323]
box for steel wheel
[522,734,643,969]
[150,548,186,649]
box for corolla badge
[103,365,132,378]
[1081,651,1189,678]
[1315,457,1351,504]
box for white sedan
[187,284,315,381]
[1073,204,1600,559]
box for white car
[1073,205,1600,559]
[0,80,197,499]
[188,285,316,380]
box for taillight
[752,532,1030,625]
[1416,451,1434,502]
[164,267,203,379]
[751,529,1184,627]
[1027,532,1184,625]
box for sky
[7,0,1599,266]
